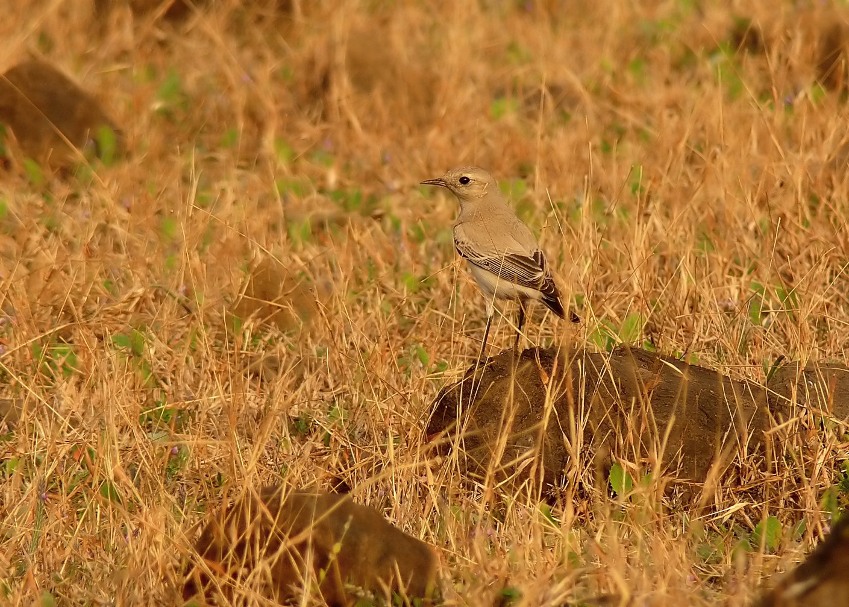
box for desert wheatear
[422,166,578,359]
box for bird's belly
[467,263,540,301]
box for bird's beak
[420,177,448,188]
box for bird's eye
[459,176,471,185]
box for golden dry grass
[1,1,849,605]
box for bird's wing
[454,221,550,290]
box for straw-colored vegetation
[1,1,848,605]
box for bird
[421,166,579,360]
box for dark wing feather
[454,235,541,287]
[532,250,567,319]
[454,236,568,319]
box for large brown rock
[768,361,849,422]
[427,346,849,500]
[182,487,438,606]
[755,516,849,607]
[0,60,121,168]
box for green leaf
[274,138,295,164]
[775,285,798,316]
[619,313,643,343]
[310,148,334,167]
[752,516,782,552]
[288,218,312,245]
[732,536,752,559]
[408,221,427,243]
[714,55,744,100]
[99,480,122,504]
[499,587,523,605]
[166,445,189,480]
[506,40,531,64]
[220,127,238,149]
[628,165,644,196]
[763,357,783,384]
[499,178,528,201]
[39,592,57,607]
[792,519,807,541]
[589,319,618,351]
[292,413,311,436]
[415,345,429,367]
[822,486,840,518]
[51,344,79,378]
[810,83,827,104]
[160,216,179,242]
[749,281,766,325]
[23,158,45,188]
[609,462,634,497]
[628,58,647,85]
[489,97,519,120]
[96,125,119,165]
[539,503,559,528]
[696,229,714,253]
[155,68,187,114]
[275,177,309,198]
[112,329,145,357]
[4,457,20,476]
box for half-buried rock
[428,346,768,502]
[428,346,849,503]
[0,60,122,168]
[182,487,438,606]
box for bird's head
[421,166,495,203]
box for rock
[427,346,771,499]
[182,487,438,606]
[428,347,849,501]
[755,517,849,607]
[0,60,121,168]
[767,361,849,422]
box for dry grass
[1,1,849,605]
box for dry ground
[1,0,849,605]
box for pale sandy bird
[422,166,578,358]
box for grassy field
[1,1,849,605]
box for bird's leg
[514,301,526,352]
[477,300,495,366]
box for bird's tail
[540,279,580,323]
